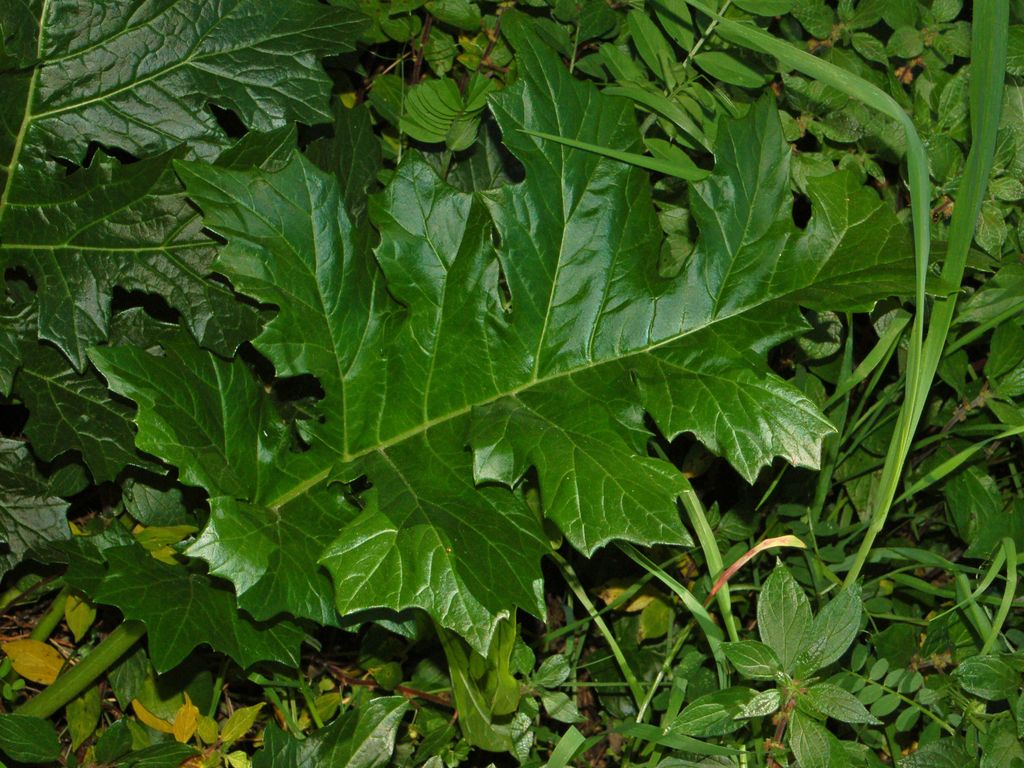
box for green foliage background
[0,0,1021,766]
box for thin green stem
[650,441,739,643]
[264,686,305,738]
[16,620,146,719]
[981,538,1018,655]
[551,552,645,708]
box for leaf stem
[16,620,146,719]
[550,552,645,708]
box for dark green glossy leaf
[91,328,353,626]
[0,0,366,185]
[253,696,409,768]
[101,28,912,651]
[93,545,305,671]
[0,713,61,763]
[1,150,261,371]
[15,342,145,482]
[0,438,70,578]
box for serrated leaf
[794,583,862,676]
[93,545,305,672]
[0,438,70,578]
[801,682,880,724]
[669,687,755,737]
[789,709,846,768]
[533,655,572,688]
[737,688,781,718]
[758,564,812,673]
[954,654,1022,701]
[0,714,61,764]
[721,640,781,680]
[0,147,267,371]
[105,27,912,650]
[0,0,365,184]
[0,0,359,367]
[253,696,409,768]
[15,342,145,482]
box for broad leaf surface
[0,714,61,764]
[0,0,365,185]
[757,564,812,673]
[97,28,913,650]
[0,127,300,370]
[0,277,33,395]
[0,438,70,578]
[253,697,409,768]
[15,342,146,482]
[90,325,352,625]
[93,544,305,672]
[0,0,360,369]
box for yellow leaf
[131,698,175,734]
[594,580,662,612]
[225,750,252,768]
[65,593,96,642]
[173,693,199,743]
[2,640,66,684]
[220,703,264,746]
[134,524,198,551]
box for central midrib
[266,309,728,510]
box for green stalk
[844,2,1009,586]
[649,441,739,643]
[17,620,146,719]
[28,587,68,643]
[551,552,645,708]
[981,538,1018,655]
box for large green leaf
[0,0,365,185]
[95,27,913,651]
[15,342,145,482]
[0,438,70,578]
[0,0,363,369]
[89,325,355,626]
[92,544,305,672]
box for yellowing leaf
[64,593,96,642]
[131,698,175,734]
[226,750,252,768]
[67,686,101,750]
[220,703,264,746]
[594,581,665,612]
[638,596,673,642]
[2,640,66,684]
[196,714,219,745]
[173,694,200,743]
[134,524,198,552]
